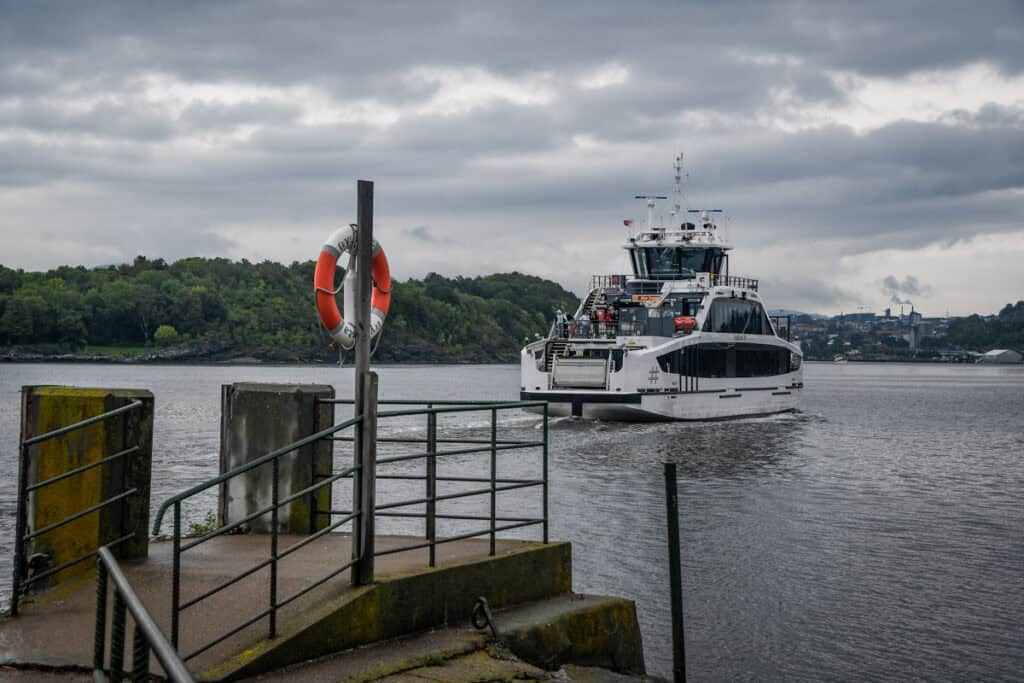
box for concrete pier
[219,383,334,534]
[18,386,154,592]
[0,536,594,677]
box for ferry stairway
[577,287,599,318]
[545,340,569,372]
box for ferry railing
[150,415,364,663]
[591,273,629,290]
[93,546,193,683]
[11,399,146,616]
[320,399,549,566]
[715,274,759,291]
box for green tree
[153,324,180,346]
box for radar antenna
[634,194,667,230]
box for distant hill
[0,257,580,363]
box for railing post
[664,462,687,683]
[542,403,549,544]
[131,623,150,681]
[10,440,29,616]
[426,408,437,568]
[94,560,109,673]
[111,591,127,683]
[171,501,181,648]
[489,408,497,556]
[269,456,279,639]
[354,371,378,585]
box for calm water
[1,361,1022,680]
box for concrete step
[247,594,649,683]
[0,536,567,681]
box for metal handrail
[22,400,143,446]
[94,546,193,682]
[12,399,146,616]
[151,414,363,534]
[318,401,549,565]
[152,397,548,664]
[153,415,365,659]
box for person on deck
[555,309,566,338]
[579,312,590,338]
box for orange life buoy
[314,225,391,349]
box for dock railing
[150,414,363,662]
[93,546,193,682]
[12,398,147,616]
[322,399,549,565]
[149,394,548,666]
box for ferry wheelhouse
[520,158,803,420]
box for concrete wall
[20,386,154,591]
[219,383,334,534]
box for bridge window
[631,248,723,279]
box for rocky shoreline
[0,340,518,365]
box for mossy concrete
[240,594,647,682]
[204,541,573,681]
[20,386,154,592]
[501,595,645,675]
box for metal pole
[355,371,378,584]
[111,591,127,683]
[489,408,497,556]
[352,179,375,586]
[542,403,549,544]
[664,462,686,682]
[171,502,181,648]
[94,561,109,672]
[11,441,29,616]
[426,409,437,568]
[269,456,279,639]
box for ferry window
[735,347,789,377]
[696,346,727,378]
[636,248,713,279]
[657,351,680,373]
[703,299,771,334]
[645,247,684,278]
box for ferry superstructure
[520,156,803,420]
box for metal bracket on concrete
[472,596,500,641]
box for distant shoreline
[0,348,513,367]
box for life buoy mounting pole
[314,224,392,350]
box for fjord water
[1,362,1022,680]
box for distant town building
[978,349,1023,364]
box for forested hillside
[942,302,1024,352]
[0,257,579,363]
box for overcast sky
[2,1,1022,315]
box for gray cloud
[881,275,933,305]
[0,1,1022,315]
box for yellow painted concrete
[28,387,113,588]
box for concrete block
[19,386,154,591]
[219,383,335,534]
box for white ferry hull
[521,386,800,421]
[520,331,803,422]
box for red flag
[623,219,633,227]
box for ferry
[520,156,803,420]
